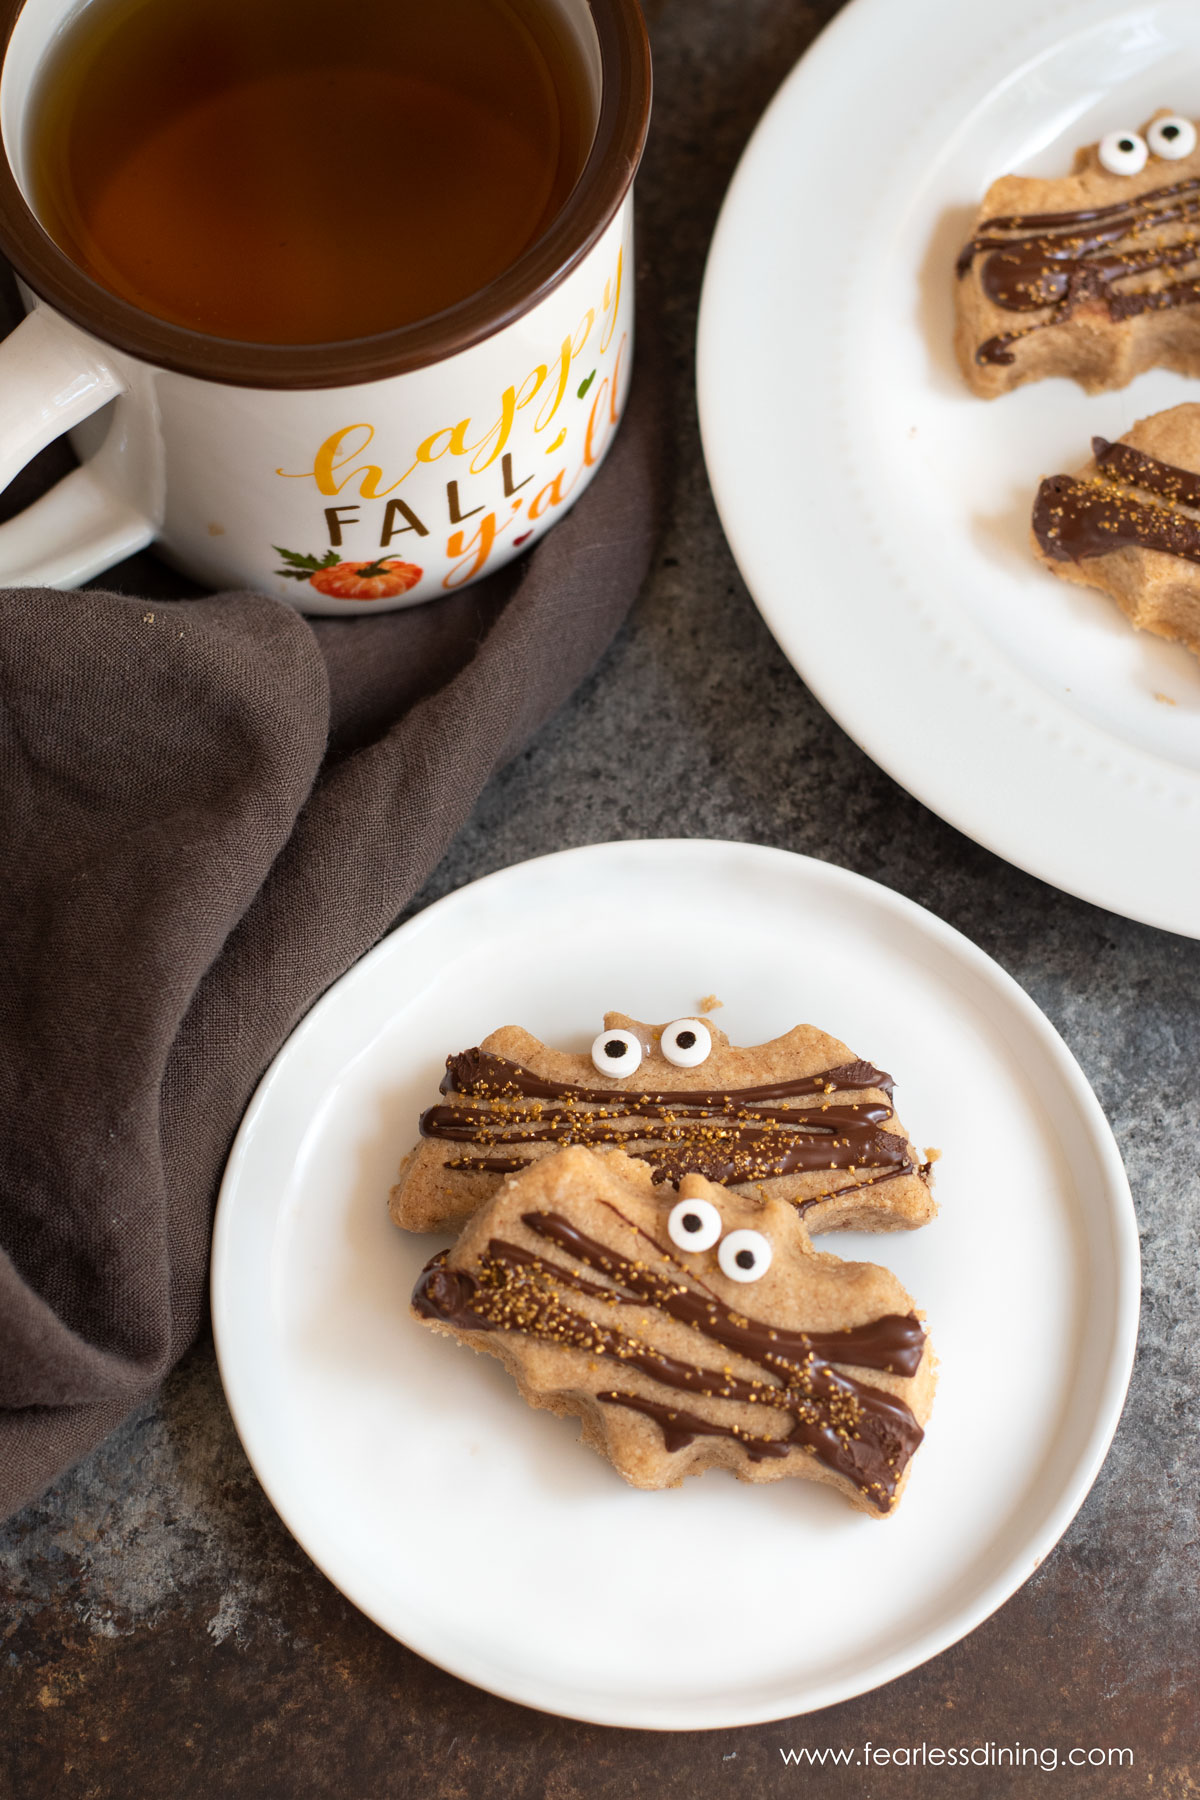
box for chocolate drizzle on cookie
[419,1048,916,1204]
[412,1207,927,1511]
[957,171,1200,364]
[1033,434,1200,565]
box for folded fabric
[0,339,662,1519]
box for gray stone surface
[3,1,1199,1795]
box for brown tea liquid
[26,0,593,344]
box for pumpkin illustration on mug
[273,546,423,600]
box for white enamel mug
[0,0,650,611]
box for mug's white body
[0,200,633,610]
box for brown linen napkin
[0,341,662,1520]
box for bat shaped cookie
[1033,403,1200,663]
[389,1012,936,1236]
[956,110,1200,397]
[412,1146,936,1516]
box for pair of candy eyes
[666,1197,772,1283]
[591,1018,710,1077]
[1099,116,1196,175]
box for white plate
[698,0,1200,938]
[211,840,1137,1728]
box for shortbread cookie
[390,1012,936,1236]
[412,1147,935,1516]
[1032,404,1200,661]
[956,111,1200,397]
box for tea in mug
[26,0,594,344]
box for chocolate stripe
[1033,472,1200,566]
[1111,275,1200,321]
[520,1211,927,1376]
[595,1391,796,1460]
[423,1101,891,1139]
[492,1229,927,1375]
[594,1390,911,1495]
[960,171,1200,245]
[442,1156,915,1199]
[957,167,1200,367]
[423,1048,913,1195]
[440,1048,896,1106]
[1093,435,1200,508]
[426,1099,892,1133]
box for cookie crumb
[1154,691,1177,705]
[699,995,723,1013]
[142,612,154,624]
[924,1146,942,1164]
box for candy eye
[667,1196,722,1252]
[591,1029,643,1078]
[1098,130,1148,176]
[661,1018,712,1068]
[1148,115,1197,161]
[717,1228,773,1283]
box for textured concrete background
[3,1,1199,1795]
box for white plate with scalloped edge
[211,840,1138,1728]
[699,0,1200,936]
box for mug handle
[0,305,155,586]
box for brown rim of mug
[0,0,651,389]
